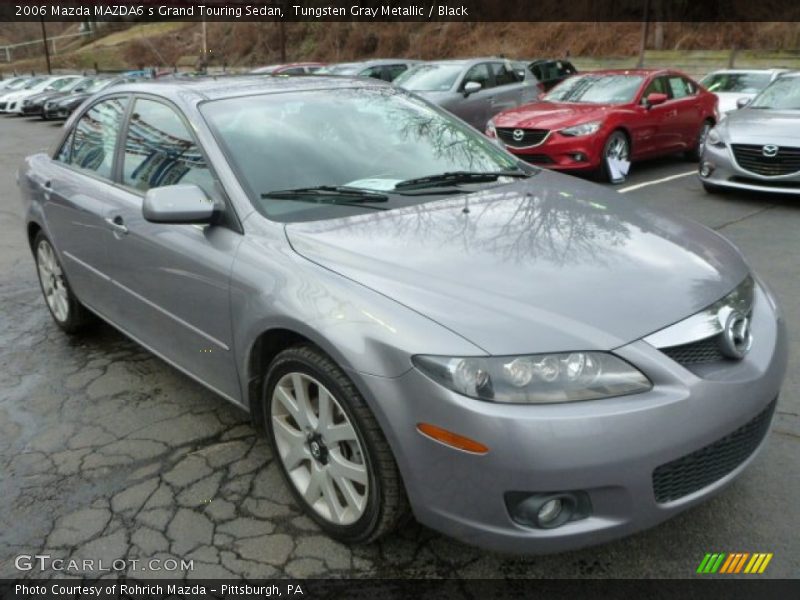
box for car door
[100,96,243,401]
[453,62,495,130]
[487,61,533,117]
[667,75,704,149]
[40,95,129,314]
[631,75,682,157]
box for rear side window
[122,98,214,194]
[385,64,409,81]
[491,62,522,86]
[463,63,492,90]
[60,97,128,179]
[359,66,384,80]
[668,76,693,99]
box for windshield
[84,78,112,93]
[544,74,644,104]
[62,77,91,92]
[49,77,78,91]
[201,87,521,222]
[3,77,28,90]
[394,64,464,91]
[319,64,361,75]
[23,77,47,90]
[749,77,800,110]
[701,72,772,94]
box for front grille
[652,399,776,503]
[731,144,800,177]
[519,154,554,165]
[497,128,549,148]
[661,335,726,365]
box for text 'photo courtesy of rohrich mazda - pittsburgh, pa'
[1,5,798,591]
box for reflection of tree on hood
[303,181,634,267]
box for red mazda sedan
[486,69,718,183]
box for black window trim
[52,91,243,235]
[49,92,132,188]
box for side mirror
[463,81,482,96]
[736,97,751,109]
[74,86,87,93]
[142,184,216,224]
[645,92,668,107]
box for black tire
[601,130,631,184]
[33,231,93,334]
[685,119,714,161]
[262,345,408,544]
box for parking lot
[0,114,798,579]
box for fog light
[537,498,563,524]
[571,152,587,162]
[505,491,592,529]
[700,162,714,178]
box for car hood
[284,171,748,355]
[720,108,800,142]
[492,101,618,129]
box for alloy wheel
[271,372,369,525]
[36,240,70,323]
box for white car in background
[700,69,789,113]
[0,75,79,114]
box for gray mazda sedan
[19,76,787,553]
[700,71,800,195]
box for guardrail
[572,50,800,78]
[0,30,93,63]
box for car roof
[331,58,419,67]
[704,68,788,74]
[100,75,392,104]
[580,68,672,76]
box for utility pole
[40,15,52,74]
[637,0,651,68]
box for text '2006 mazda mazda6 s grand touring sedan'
[18,76,786,553]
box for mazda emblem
[512,129,525,142]
[762,144,779,158]
[719,311,753,360]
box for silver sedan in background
[394,58,540,130]
[700,71,800,195]
[19,76,787,553]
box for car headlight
[412,352,651,404]
[706,127,725,148]
[486,119,497,138]
[560,121,602,137]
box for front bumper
[358,282,787,553]
[700,142,800,195]
[498,130,606,171]
[21,103,42,116]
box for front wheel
[685,120,713,161]
[263,345,408,543]
[601,130,631,184]
[33,232,93,334]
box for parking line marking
[618,170,696,193]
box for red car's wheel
[602,130,631,184]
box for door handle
[105,215,128,235]
[42,180,52,199]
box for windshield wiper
[394,170,531,191]
[260,186,388,203]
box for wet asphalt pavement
[0,115,798,580]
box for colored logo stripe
[698,552,773,574]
